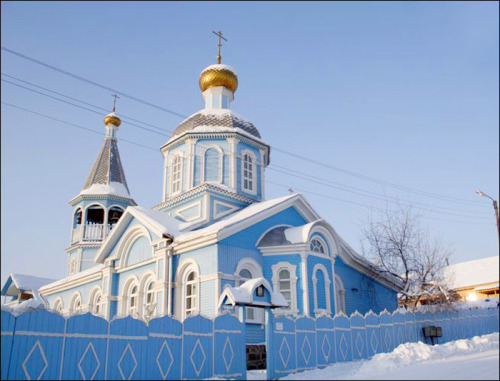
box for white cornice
[69,194,136,207]
[39,271,102,296]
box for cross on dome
[212,30,227,64]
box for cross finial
[288,188,294,194]
[212,30,227,64]
[111,93,120,113]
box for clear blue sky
[1,1,498,285]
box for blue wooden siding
[334,257,398,315]
[245,323,265,344]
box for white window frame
[142,278,157,319]
[334,275,346,315]
[184,269,199,319]
[312,264,331,316]
[309,236,328,255]
[201,145,223,183]
[70,293,82,315]
[241,149,257,195]
[128,283,139,317]
[170,154,184,196]
[272,262,298,315]
[53,298,63,314]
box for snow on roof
[80,181,131,199]
[444,256,499,290]
[474,283,499,292]
[129,206,182,238]
[284,221,318,244]
[174,193,298,244]
[2,274,56,296]
[1,298,45,316]
[220,277,288,307]
[39,264,104,293]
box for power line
[2,71,490,217]
[3,101,491,225]
[1,46,487,206]
[1,46,188,119]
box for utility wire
[1,46,488,206]
[2,101,492,225]
[2,72,492,218]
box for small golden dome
[104,112,121,127]
[199,64,238,93]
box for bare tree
[361,206,455,310]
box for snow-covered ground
[246,333,499,380]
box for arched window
[143,279,156,318]
[312,265,331,315]
[185,271,198,318]
[129,284,139,316]
[335,275,346,315]
[278,269,292,305]
[108,206,124,225]
[204,148,221,182]
[171,155,183,195]
[310,238,326,254]
[86,205,105,224]
[84,204,105,241]
[91,291,102,315]
[53,299,63,314]
[73,208,82,228]
[238,269,255,321]
[242,153,256,193]
[272,262,298,315]
[70,294,81,314]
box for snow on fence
[0,307,498,380]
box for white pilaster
[300,253,310,316]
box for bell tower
[66,100,136,275]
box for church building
[11,41,401,345]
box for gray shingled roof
[82,138,130,194]
[171,111,261,139]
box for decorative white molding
[213,200,239,220]
[175,200,202,222]
[240,148,258,196]
[271,261,298,315]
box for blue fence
[266,307,499,380]
[0,310,246,380]
[1,307,498,380]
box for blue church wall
[125,236,153,267]
[79,248,99,271]
[218,244,263,275]
[116,262,156,293]
[199,279,217,318]
[176,245,218,275]
[334,257,398,315]
[306,255,334,316]
[44,278,102,311]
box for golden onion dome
[104,112,121,127]
[199,64,238,93]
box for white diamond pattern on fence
[321,335,331,362]
[370,330,378,353]
[78,342,100,380]
[279,337,291,367]
[355,332,364,357]
[384,329,392,351]
[397,327,404,344]
[339,333,348,361]
[190,339,206,377]
[22,340,48,381]
[118,343,138,380]
[301,336,312,364]
[156,341,174,380]
[222,337,234,373]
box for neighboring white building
[444,256,499,302]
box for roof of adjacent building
[444,255,499,290]
[169,109,261,140]
[1,273,56,302]
[80,137,131,198]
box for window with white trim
[53,299,63,314]
[238,268,256,321]
[335,275,346,314]
[272,262,298,315]
[185,271,198,317]
[143,279,156,318]
[70,294,81,314]
[242,151,257,194]
[312,265,331,315]
[92,292,103,315]
[204,148,221,182]
[310,238,326,254]
[171,155,183,194]
[129,284,139,316]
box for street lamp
[476,189,500,243]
